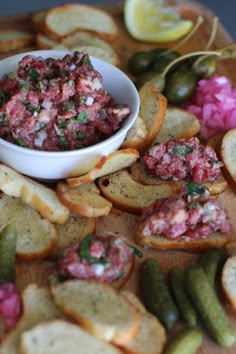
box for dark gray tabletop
[1,1,235,40]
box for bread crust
[67,148,140,187]
[130,161,228,195]
[135,223,232,252]
[44,3,119,41]
[0,29,34,53]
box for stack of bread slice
[1,281,166,354]
[31,4,121,66]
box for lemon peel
[124,0,193,42]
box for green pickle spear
[0,224,17,283]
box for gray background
[1,1,235,40]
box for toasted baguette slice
[19,319,123,354]
[67,149,140,187]
[135,83,167,153]
[36,33,60,49]
[153,107,200,144]
[220,128,236,188]
[50,213,96,259]
[121,291,166,354]
[98,170,177,215]
[121,116,148,150]
[61,31,120,66]
[31,9,48,33]
[221,256,236,311]
[0,164,69,224]
[135,225,232,252]
[0,284,64,354]
[0,29,34,53]
[130,161,227,195]
[0,194,57,261]
[56,181,112,217]
[44,4,119,40]
[50,279,141,345]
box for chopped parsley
[172,144,194,156]
[185,183,208,197]
[77,131,86,139]
[28,68,39,80]
[14,138,26,147]
[77,111,86,123]
[79,234,108,265]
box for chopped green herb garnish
[77,131,86,139]
[186,183,207,197]
[39,122,46,130]
[8,71,16,79]
[59,136,67,144]
[79,234,109,265]
[129,245,143,257]
[49,80,57,87]
[79,96,86,104]
[172,144,194,156]
[58,121,67,129]
[19,83,30,93]
[83,58,92,66]
[188,201,200,209]
[28,68,39,80]
[14,138,26,147]
[77,111,86,123]
[64,101,75,111]
[0,90,10,107]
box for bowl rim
[0,49,140,156]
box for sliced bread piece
[0,29,34,53]
[220,128,236,188]
[221,255,236,311]
[135,226,232,252]
[136,83,167,152]
[153,107,200,144]
[36,33,60,49]
[61,31,120,66]
[98,170,177,215]
[0,194,57,261]
[19,319,123,354]
[56,181,112,217]
[50,279,141,345]
[67,45,120,66]
[67,148,140,187]
[0,164,69,224]
[44,4,119,40]
[0,284,64,354]
[130,161,227,195]
[51,213,96,259]
[121,291,166,354]
[31,9,48,33]
[121,116,148,150]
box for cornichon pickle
[164,67,198,104]
[169,266,198,327]
[185,264,236,347]
[0,224,17,283]
[139,257,179,330]
[163,327,203,354]
[197,248,226,288]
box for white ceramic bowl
[0,50,139,180]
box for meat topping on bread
[59,232,141,283]
[142,137,223,183]
[140,184,230,240]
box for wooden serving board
[1,1,236,353]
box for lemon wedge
[124,0,193,42]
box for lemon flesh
[124,0,193,42]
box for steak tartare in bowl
[0,50,139,180]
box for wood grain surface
[1,1,236,353]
